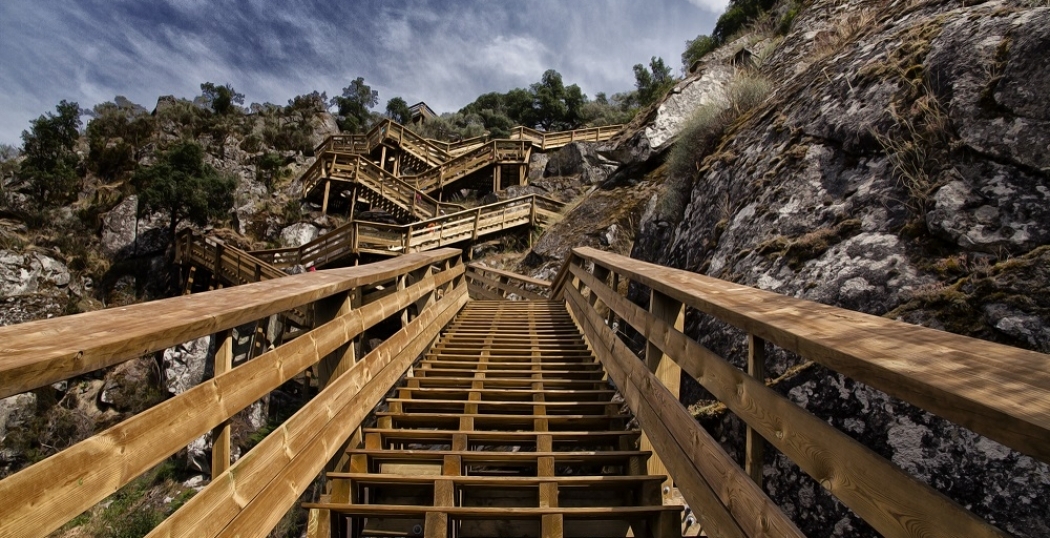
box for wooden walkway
[1,247,1047,538]
[306,300,682,538]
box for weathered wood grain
[0,249,461,399]
[566,284,799,538]
[573,261,1012,538]
[569,246,1050,464]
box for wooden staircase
[307,300,683,538]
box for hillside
[513,0,1049,535]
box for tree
[85,97,154,182]
[385,97,412,124]
[20,100,82,205]
[634,57,676,106]
[286,91,328,125]
[132,142,236,246]
[531,69,568,130]
[199,82,245,115]
[682,35,718,68]
[330,77,379,133]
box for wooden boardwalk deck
[306,300,683,538]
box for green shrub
[682,35,719,68]
[667,72,771,182]
[726,72,773,113]
[777,2,802,35]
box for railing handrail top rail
[0,248,461,399]
[466,264,552,288]
[563,246,1050,455]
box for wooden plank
[466,264,552,289]
[566,284,797,538]
[147,284,468,538]
[0,262,463,538]
[0,249,462,399]
[569,246,1050,464]
[465,271,547,301]
[642,289,683,502]
[573,263,1012,538]
[745,334,766,485]
[211,330,233,479]
[303,504,682,518]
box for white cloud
[0,0,720,144]
[685,0,731,13]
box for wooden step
[307,300,680,538]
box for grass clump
[757,218,863,269]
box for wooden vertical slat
[642,289,684,501]
[745,334,767,486]
[211,330,234,479]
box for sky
[0,0,725,146]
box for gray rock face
[645,65,734,151]
[162,335,212,395]
[279,223,319,248]
[100,195,170,258]
[618,1,1050,536]
[0,393,36,441]
[0,250,71,297]
[527,152,549,183]
[542,142,618,185]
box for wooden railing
[465,264,551,301]
[251,194,563,269]
[420,140,529,193]
[508,125,621,150]
[0,249,467,538]
[313,119,451,167]
[174,229,311,325]
[304,122,624,200]
[300,153,464,220]
[551,247,1049,538]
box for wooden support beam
[642,289,683,502]
[211,330,234,479]
[745,334,767,486]
[322,179,332,216]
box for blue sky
[0,0,724,146]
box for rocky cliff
[591,0,1050,535]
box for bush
[667,73,771,181]
[682,35,719,68]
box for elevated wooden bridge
[2,247,1048,538]
[174,120,619,294]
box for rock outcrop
[602,0,1050,535]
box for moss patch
[757,218,863,269]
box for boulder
[162,335,212,396]
[279,223,319,248]
[644,65,734,151]
[0,250,71,297]
[100,195,169,258]
[543,142,619,185]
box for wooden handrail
[245,194,564,269]
[553,247,1044,537]
[0,249,465,538]
[303,121,624,200]
[465,264,551,301]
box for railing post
[746,334,768,486]
[212,241,224,287]
[644,289,684,501]
[314,291,356,388]
[211,329,233,479]
[321,179,331,216]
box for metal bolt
[412,524,423,535]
